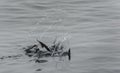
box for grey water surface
[0,0,120,73]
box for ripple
[35,60,48,63]
[86,56,119,63]
[68,0,108,4]
[84,69,120,73]
[23,3,51,10]
[36,69,42,71]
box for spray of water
[29,10,71,70]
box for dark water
[0,0,120,73]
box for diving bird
[37,40,71,60]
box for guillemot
[23,39,71,62]
[37,40,71,60]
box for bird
[37,40,71,60]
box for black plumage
[68,48,71,60]
[37,40,51,52]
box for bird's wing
[37,40,51,52]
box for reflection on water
[0,0,120,73]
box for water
[0,0,120,73]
